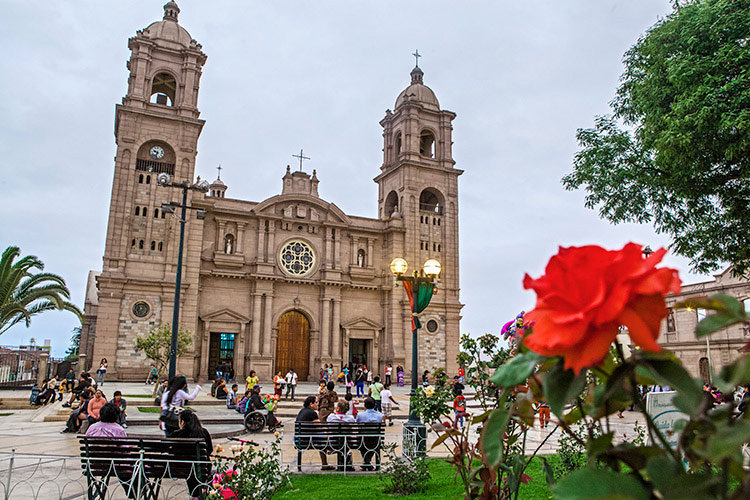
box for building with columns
[79,2,463,381]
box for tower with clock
[81,2,463,382]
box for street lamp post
[157,173,209,381]
[390,257,441,453]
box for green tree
[134,323,193,393]
[563,0,750,275]
[0,246,83,335]
[65,326,81,361]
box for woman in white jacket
[161,375,203,436]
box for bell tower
[91,1,208,379]
[376,60,463,375]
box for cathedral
[80,2,463,381]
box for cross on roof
[216,164,222,180]
[292,149,310,171]
[412,49,421,67]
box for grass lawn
[138,406,168,413]
[274,457,555,500]
[0,412,12,417]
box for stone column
[334,233,341,269]
[257,220,266,262]
[367,238,374,268]
[267,223,276,264]
[235,323,246,377]
[200,321,211,377]
[78,353,88,374]
[37,352,49,387]
[320,296,330,359]
[237,223,246,254]
[262,294,274,355]
[251,294,262,355]
[332,298,341,364]
[349,235,356,266]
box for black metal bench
[79,436,210,500]
[293,421,385,472]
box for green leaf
[587,432,615,462]
[430,429,459,450]
[489,351,542,387]
[640,354,703,411]
[544,358,588,416]
[706,420,750,461]
[541,457,555,488]
[471,409,492,425]
[479,407,511,468]
[718,356,750,387]
[553,468,649,499]
[646,456,721,499]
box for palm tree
[0,246,83,335]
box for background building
[80,2,463,381]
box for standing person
[154,379,168,406]
[319,365,325,382]
[537,400,550,428]
[86,402,127,437]
[327,365,334,383]
[385,364,392,386]
[161,375,203,437]
[96,358,108,387]
[46,375,59,403]
[285,368,297,401]
[453,389,467,428]
[355,367,365,397]
[318,381,338,421]
[366,367,373,387]
[245,370,259,392]
[295,396,335,471]
[380,383,399,426]
[397,366,404,387]
[273,371,285,398]
[345,370,353,397]
[215,361,225,381]
[172,411,213,500]
[355,397,383,471]
[368,376,384,412]
[110,391,128,428]
[457,365,465,384]
[64,369,76,392]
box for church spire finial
[410,49,424,84]
[163,1,180,21]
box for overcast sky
[1,0,711,357]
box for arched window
[138,174,144,184]
[224,234,235,254]
[150,241,156,251]
[395,133,402,156]
[161,211,165,219]
[158,242,163,252]
[384,190,399,218]
[138,240,144,249]
[438,244,441,252]
[419,130,435,157]
[143,206,148,217]
[154,208,159,218]
[419,188,444,215]
[150,72,176,106]
[699,357,710,383]
[134,207,140,216]
[131,238,136,248]
[357,249,366,268]
[146,175,151,184]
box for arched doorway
[275,310,310,380]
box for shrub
[378,443,430,496]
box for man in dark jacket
[62,374,91,407]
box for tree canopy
[563,0,750,276]
[134,323,193,388]
[0,246,83,335]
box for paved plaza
[0,380,647,463]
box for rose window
[132,301,150,318]
[279,240,315,276]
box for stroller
[243,393,280,433]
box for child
[30,383,41,405]
[380,383,399,426]
[453,389,466,428]
[344,393,358,417]
[318,380,327,395]
[537,400,550,428]
[236,390,251,414]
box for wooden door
[275,311,310,380]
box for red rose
[523,243,680,374]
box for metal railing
[135,159,174,175]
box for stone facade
[661,268,750,380]
[81,2,463,382]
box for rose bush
[522,243,680,373]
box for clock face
[149,145,165,160]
